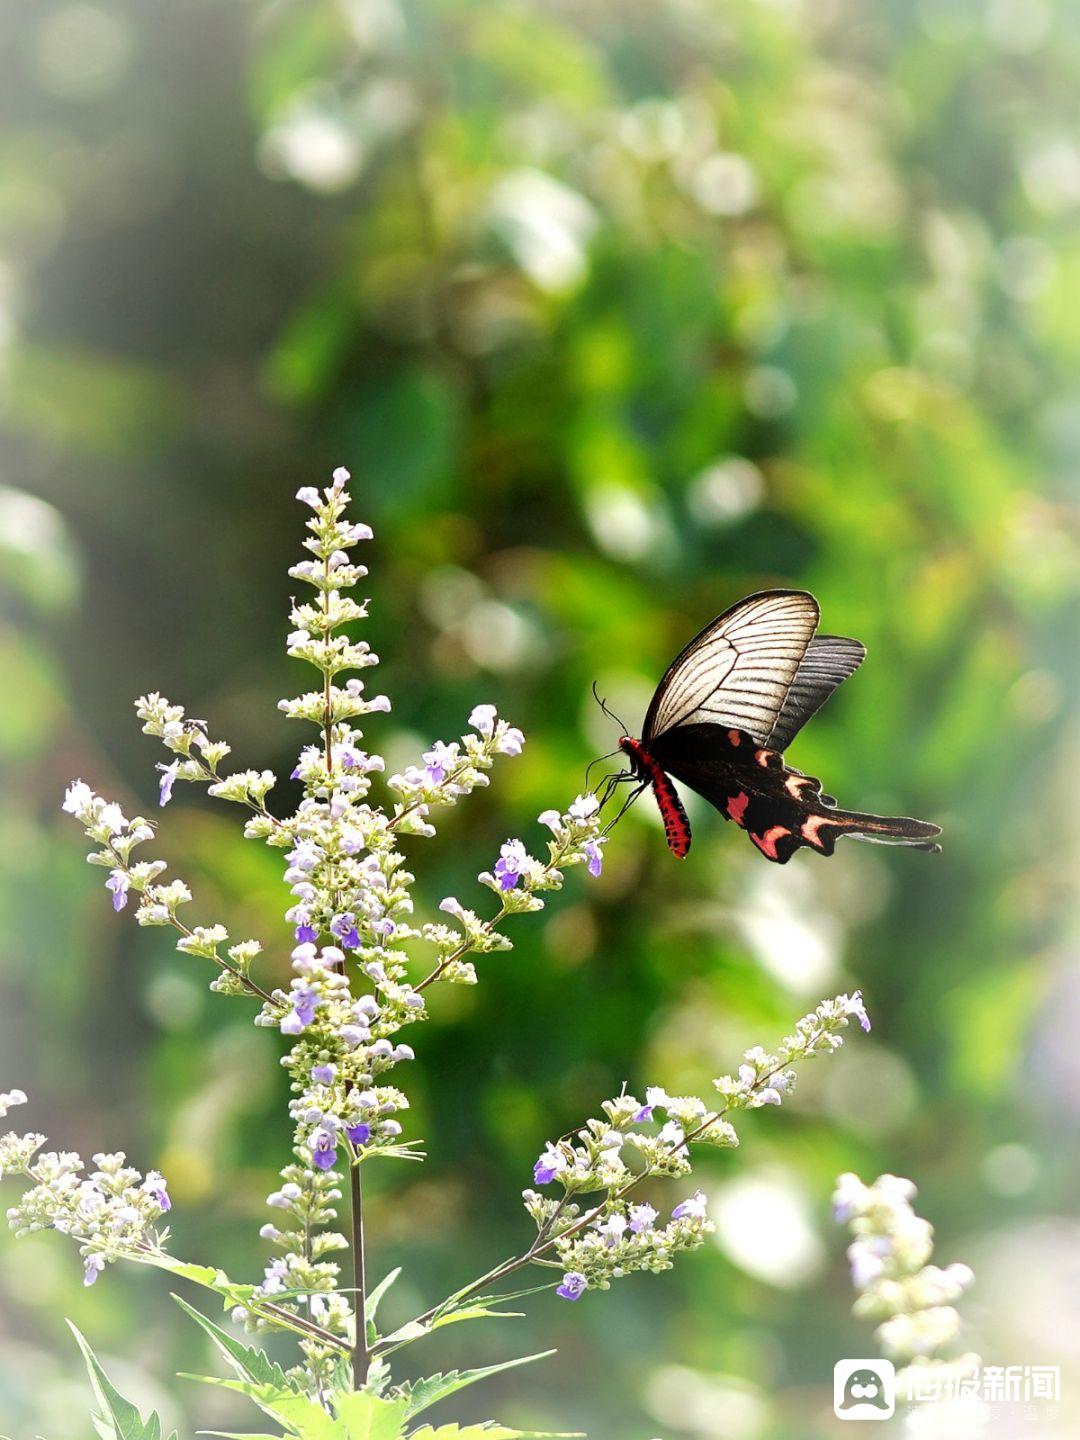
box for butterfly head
[618,734,649,778]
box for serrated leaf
[406,1427,582,1439]
[180,1376,341,1439]
[330,1390,409,1439]
[398,1352,555,1422]
[67,1323,179,1440]
[138,1253,257,1310]
[173,1295,297,1392]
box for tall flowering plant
[2,470,871,1439]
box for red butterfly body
[614,591,941,865]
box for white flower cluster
[53,467,608,1389]
[61,779,265,1000]
[2,1104,171,1288]
[834,1172,976,1368]
[526,991,872,1301]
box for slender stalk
[350,1161,369,1387]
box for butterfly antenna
[585,747,623,792]
[591,681,629,734]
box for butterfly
[602,590,941,864]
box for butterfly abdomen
[620,736,692,858]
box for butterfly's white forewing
[643,590,820,745]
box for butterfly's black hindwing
[648,724,941,865]
[625,589,941,863]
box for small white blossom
[835,1171,976,1367]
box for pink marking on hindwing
[750,825,790,860]
[801,813,849,848]
[728,729,742,746]
[785,773,810,798]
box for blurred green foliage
[1,0,1078,1436]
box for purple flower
[533,1144,566,1185]
[347,1121,371,1145]
[422,741,457,785]
[158,760,180,807]
[330,913,361,949]
[311,1127,338,1171]
[294,986,318,1024]
[469,703,497,737]
[493,838,528,891]
[842,990,871,1033]
[629,1202,657,1234]
[671,1189,708,1222]
[556,1271,587,1301]
[142,1171,171,1212]
[583,839,605,879]
[311,1064,335,1085]
[281,984,319,1034]
[497,725,525,756]
[106,870,130,912]
[295,922,317,944]
[83,1254,105,1287]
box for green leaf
[180,1376,342,1439]
[138,1253,258,1311]
[67,1323,178,1440]
[410,1423,583,1440]
[366,1266,403,1344]
[172,1294,297,1393]
[398,1352,555,1422]
[380,1302,524,1354]
[331,1390,410,1439]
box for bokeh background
[1,0,1078,1435]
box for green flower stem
[350,1161,369,1388]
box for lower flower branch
[375,1019,840,1350]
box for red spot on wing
[750,825,790,860]
[728,729,742,746]
[726,792,749,826]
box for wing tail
[798,805,942,858]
